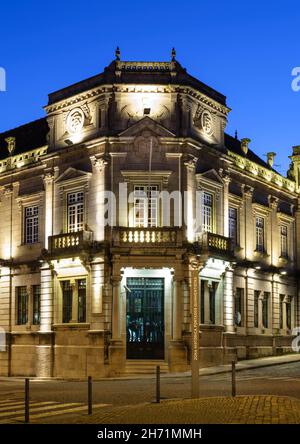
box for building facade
[0,50,300,378]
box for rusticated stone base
[168,340,188,372]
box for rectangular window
[286,297,292,330]
[16,286,28,325]
[134,185,158,228]
[255,216,265,252]
[262,292,269,328]
[202,192,213,232]
[24,206,39,244]
[67,191,84,233]
[235,288,244,327]
[78,279,86,323]
[280,225,288,258]
[279,295,285,329]
[62,280,73,323]
[254,290,260,328]
[209,282,217,324]
[229,207,238,247]
[200,280,205,324]
[32,285,41,325]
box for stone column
[223,174,231,237]
[43,171,54,250]
[184,156,197,242]
[108,271,125,375]
[268,196,279,266]
[168,272,188,372]
[241,185,254,260]
[223,269,235,333]
[36,262,54,378]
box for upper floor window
[24,206,39,244]
[228,207,238,246]
[67,191,84,233]
[255,216,265,252]
[202,192,213,232]
[280,225,288,258]
[134,185,158,228]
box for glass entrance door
[126,277,164,359]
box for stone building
[0,50,299,378]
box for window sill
[53,323,90,330]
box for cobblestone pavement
[37,395,300,424]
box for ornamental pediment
[55,167,91,184]
[118,116,175,138]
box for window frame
[255,216,265,253]
[16,286,28,326]
[66,190,85,233]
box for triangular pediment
[118,116,176,138]
[55,167,91,183]
[197,168,224,184]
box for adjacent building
[0,50,299,378]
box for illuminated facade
[0,50,299,378]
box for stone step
[124,360,169,374]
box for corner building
[0,52,300,378]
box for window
[134,185,158,228]
[61,279,87,324]
[280,225,288,258]
[209,282,217,324]
[279,295,284,329]
[262,292,269,328]
[67,191,84,232]
[235,288,244,327]
[255,217,265,252]
[254,290,260,328]
[286,297,292,330]
[78,279,86,323]
[16,286,28,325]
[202,192,213,232]
[229,207,238,247]
[62,281,73,323]
[32,285,41,325]
[24,206,39,244]
[200,280,205,324]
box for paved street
[0,360,299,423]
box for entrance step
[124,360,169,375]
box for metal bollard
[156,365,160,403]
[231,360,236,397]
[88,376,93,415]
[25,378,30,423]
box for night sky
[0,0,299,174]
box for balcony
[197,232,233,259]
[48,230,93,257]
[112,227,183,248]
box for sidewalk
[37,395,300,424]
[0,353,299,382]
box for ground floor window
[16,286,28,325]
[254,290,260,328]
[61,278,87,324]
[262,292,270,328]
[32,285,41,325]
[235,288,244,327]
[286,297,292,330]
[200,279,218,325]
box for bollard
[156,365,160,403]
[25,378,30,423]
[231,360,236,397]
[88,376,93,415]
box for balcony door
[134,185,158,228]
[126,277,164,359]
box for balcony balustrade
[198,232,233,259]
[112,227,183,247]
[48,230,93,256]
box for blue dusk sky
[0,0,299,175]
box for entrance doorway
[126,277,164,359]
